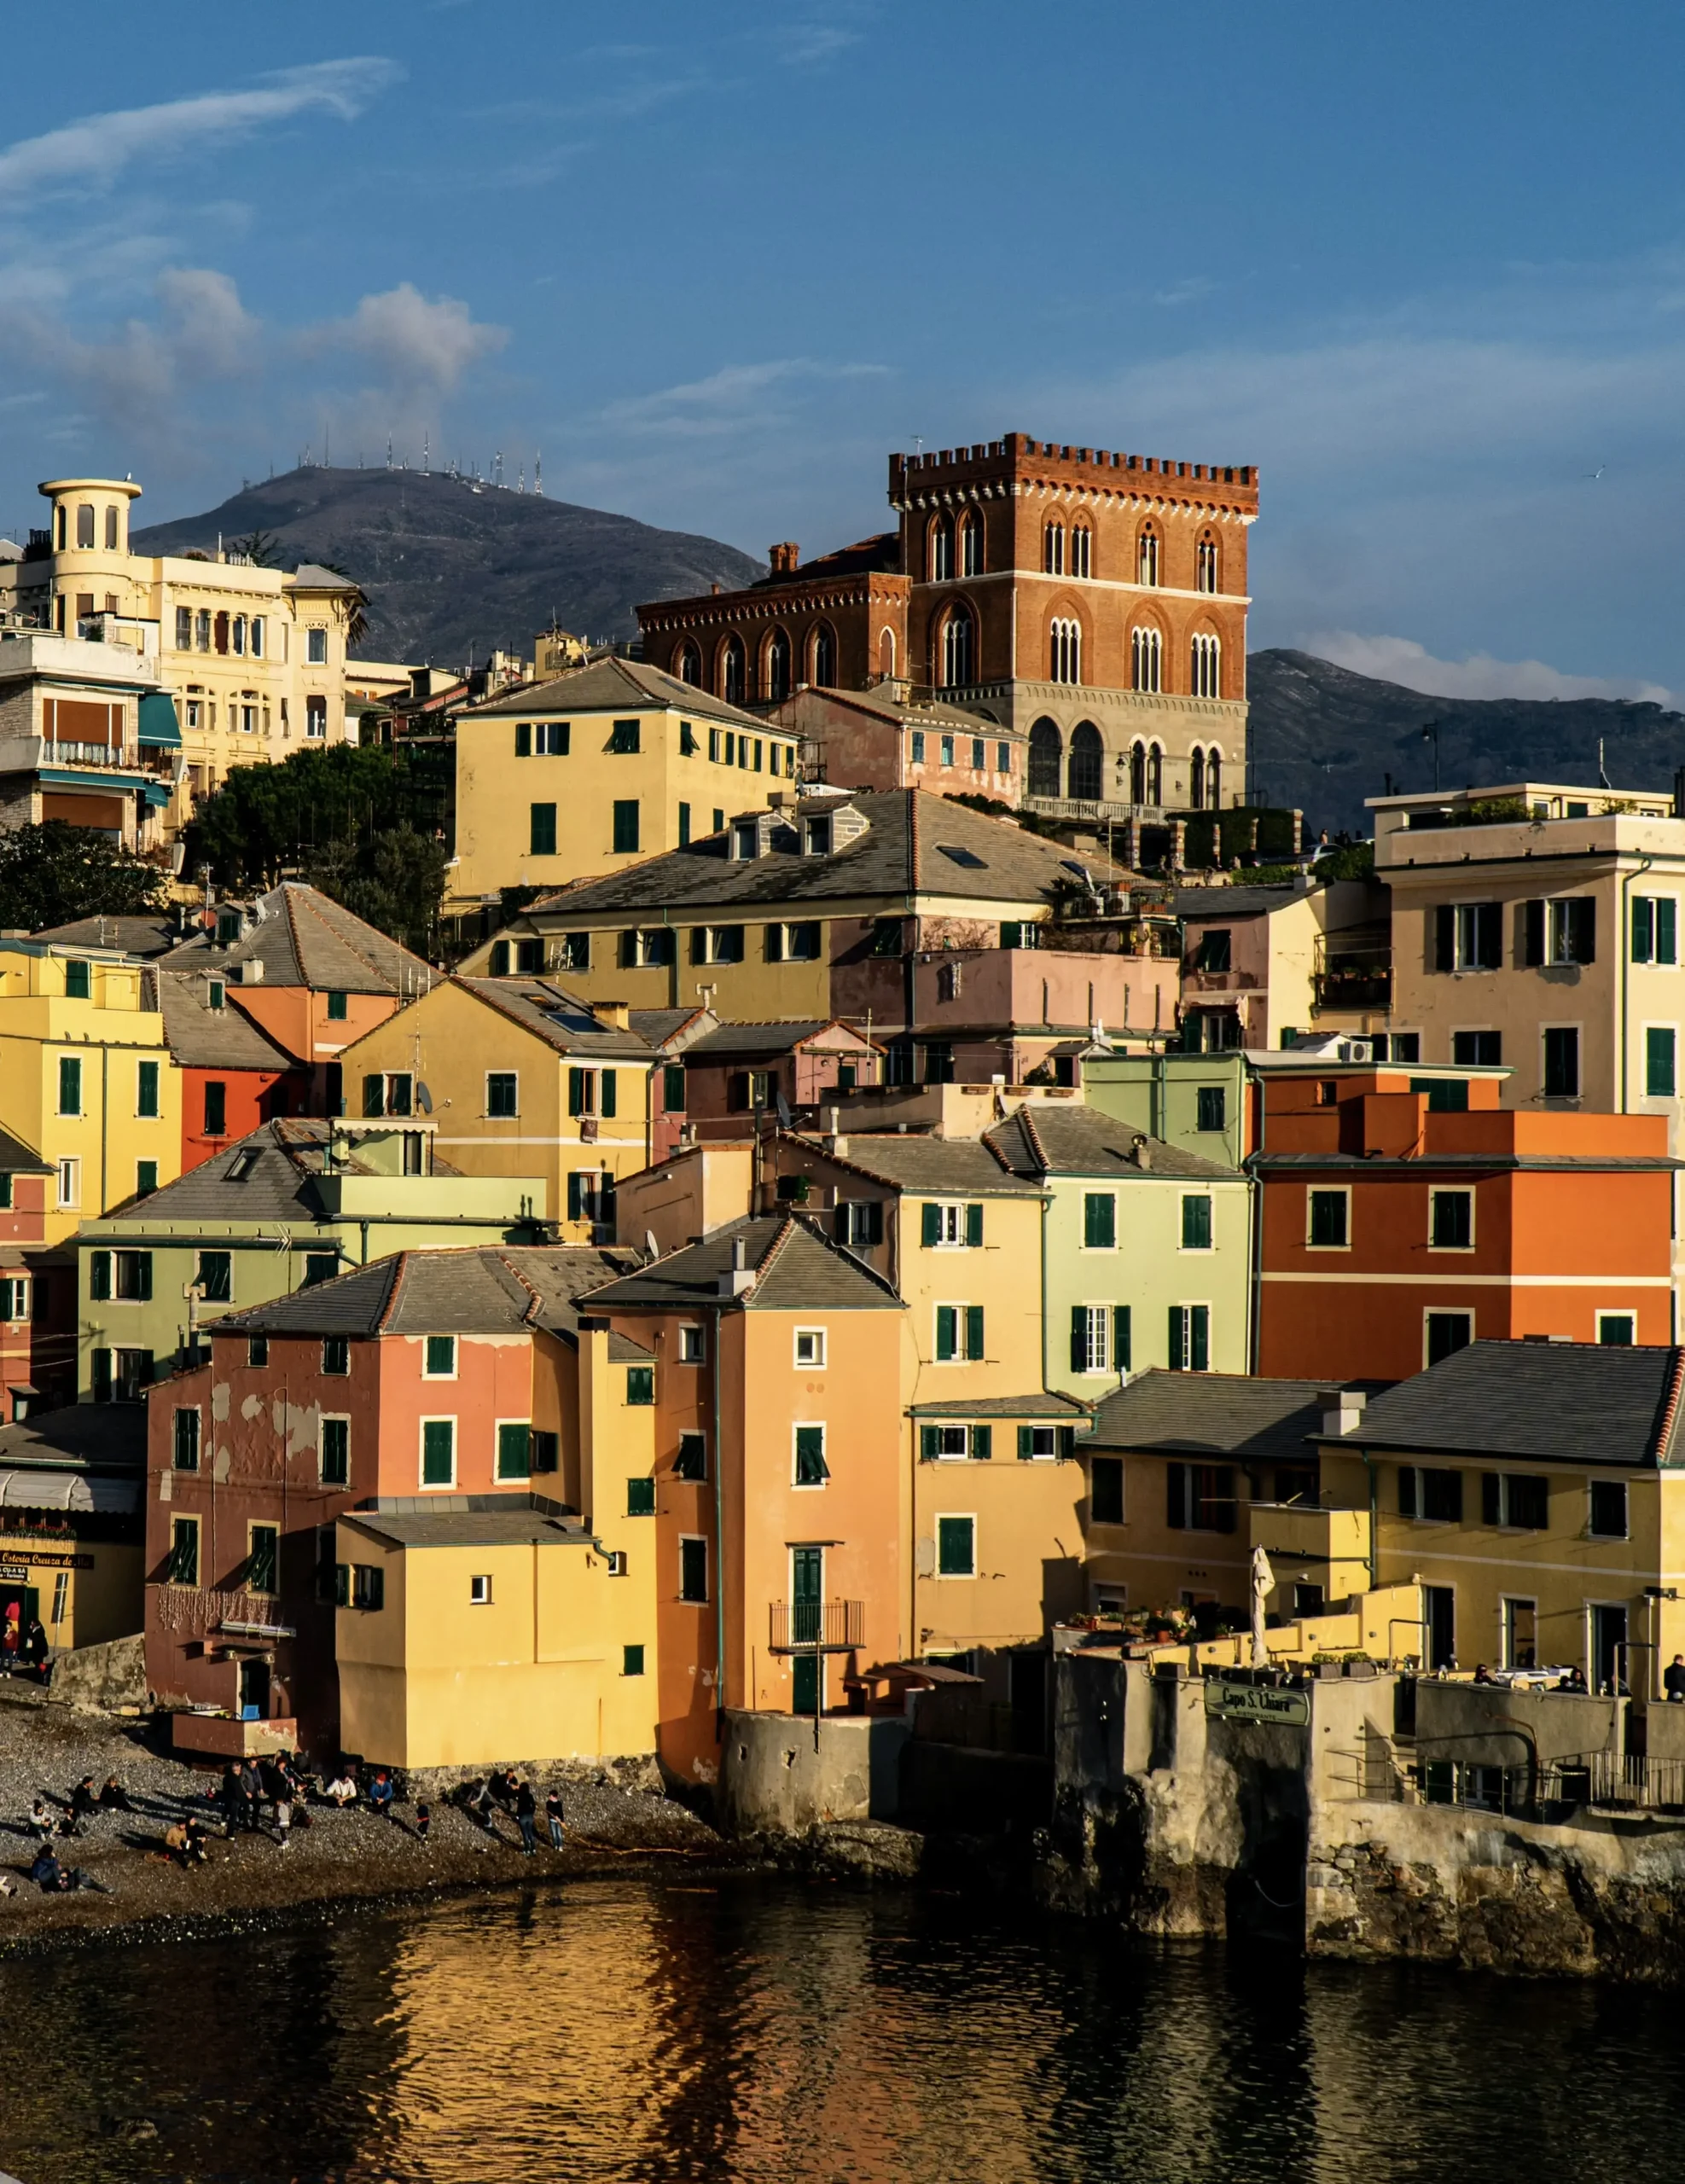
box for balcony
[1249,1502,1373,1604]
[1314,954,1392,1012]
[42,739,131,769]
[769,1600,864,1653]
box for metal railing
[769,1599,864,1653]
[43,739,127,767]
[1538,1751,1685,1812]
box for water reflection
[0,1879,1682,2183]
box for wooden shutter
[1071,1306,1088,1373]
[1397,1465,1417,1517]
[1476,903,1502,969]
[1168,1304,1186,1371]
[935,1307,956,1362]
[965,1202,984,1247]
[1058,1425,1076,1460]
[921,1425,940,1460]
[1522,898,1545,967]
[1113,1305,1131,1371]
[1568,897,1595,963]
[1213,1463,1236,1533]
[1018,1426,1036,1460]
[600,1069,617,1118]
[964,1304,985,1360]
[1190,1306,1210,1372]
[1434,904,1455,972]
[1166,1461,1188,1529]
[969,1425,992,1461]
[1482,1472,1502,1525]
[921,1202,941,1247]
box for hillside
[1247,649,1685,836]
[131,467,764,666]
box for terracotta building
[636,433,1256,825]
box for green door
[792,1548,822,1713]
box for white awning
[0,1470,138,1513]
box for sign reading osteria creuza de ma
[1204,1681,1310,1727]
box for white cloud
[1302,630,1676,709]
[0,59,402,200]
[307,282,508,392]
[605,357,891,437]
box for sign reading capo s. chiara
[1204,1681,1310,1728]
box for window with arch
[1191,632,1222,699]
[939,605,975,690]
[1137,528,1160,586]
[1071,526,1092,578]
[810,622,836,688]
[677,639,702,687]
[765,628,792,703]
[104,507,119,550]
[1028,718,1062,799]
[879,626,897,679]
[929,514,955,582]
[959,511,983,578]
[1049,618,1082,685]
[1130,625,1163,693]
[1197,533,1219,594]
[1207,749,1223,809]
[1130,741,1147,805]
[1068,722,1103,803]
[1043,522,1066,575]
[1147,745,1163,804]
[721,636,746,706]
[1190,747,1206,810]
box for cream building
[0,477,362,837]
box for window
[63,958,90,1002]
[1190,633,1222,699]
[89,1250,112,1302]
[0,1276,26,1321]
[1308,1190,1349,1248]
[136,1159,158,1197]
[307,628,328,665]
[934,1304,985,1362]
[869,918,904,958]
[304,1252,338,1288]
[794,1327,827,1367]
[1429,1190,1473,1250]
[57,1055,81,1116]
[940,607,975,689]
[836,1199,883,1251]
[1049,618,1082,684]
[321,1416,350,1485]
[114,1348,152,1403]
[530,804,558,856]
[248,1335,268,1368]
[167,1517,200,1587]
[1071,526,1092,578]
[679,1536,708,1602]
[921,1424,970,1461]
[1502,1596,1537,1672]
[794,1425,829,1486]
[468,1574,493,1606]
[75,502,95,549]
[936,1515,976,1577]
[1130,626,1162,693]
[1587,1478,1630,1540]
[322,1336,351,1376]
[421,1418,456,1487]
[352,1565,385,1611]
[1633,896,1678,965]
[176,607,192,649]
[197,1251,232,1304]
[1433,902,1502,972]
[1425,1310,1473,1365]
[605,717,642,755]
[195,608,211,651]
[1522,896,1596,967]
[1483,1472,1549,1531]
[677,802,691,845]
[1168,1304,1211,1373]
[1543,1026,1581,1099]
[1598,1312,1636,1346]
[613,800,640,854]
[115,1250,152,1302]
[1165,1461,1235,1531]
[623,1643,646,1676]
[691,925,744,965]
[1647,1025,1676,1097]
[1197,535,1219,593]
[531,1429,559,1473]
[197,1078,227,1138]
[1090,1457,1124,1524]
[1083,1194,1117,1250]
[1452,1031,1502,1067]
[558,932,590,972]
[1195,1084,1227,1134]
[1137,529,1160,586]
[1398,1466,1463,1522]
[674,1432,707,1480]
[626,1365,655,1405]
[567,1170,609,1223]
[1071,1304,1125,1376]
[172,1408,200,1472]
[1180,1196,1213,1251]
[959,514,984,577]
[422,1335,456,1380]
[207,979,225,1012]
[921,1202,983,1249]
[1043,521,1065,574]
[486,1072,518,1118]
[247,1525,279,1596]
[127,1056,160,1120]
[910,730,926,765]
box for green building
[984,1101,1252,1397]
[73,1118,546,1401]
[1078,1051,1253,1169]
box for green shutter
[1057,1425,1076,1460]
[497,1423,531,1480]
[921,1203,940,1247]
[965,1202,984,1247]
[1018,1426,1035,1460]
[600,1069,617,1118]
[1071,1306,1088,1373]
[514,723,532,756]
[965,1304,985,1361]
[363,1074,384,1118]
[627,1477,656,1514]
[1084,1194,1115,1249]
[1169,1305,1186,1371]
[421,1420,454,1485]
[921,1425,941,1460]
[1661,896,1679,965]
[1190,1305,1210,1372]
[90,1252,110,1301]
[568,1068,585,1117]
[1114,1305,1131,1371]
[935,1307,956,1362]
[969,1424,992,1461]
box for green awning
[142,781,172,808]
[137,694,182,748]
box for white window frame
[792,1421,828,1490]
[421,1334,458,1380]
[1454,902,1501,971]
[306,626,328,665]
[928,1202,967,1248]
[1171,1301,1212,1371]
[55,1158,79,1210]
[1078,1304,1113,1376]
[678,1532,709,1603]
[1427,1188,1476,1252]
[793,1327,827,1368]
[1304,1185,1351,1252]
[927,1424,970,1461]
[678,1323,706,1364]
[419,1415,457,1490]
[1501,1594,1538,1671]
[934,1513,977,1579]
[1024,1424,1059,1461]
[1595,1310,1637,1346]
[469,1574,493,1605]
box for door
[1502,1598,1537,1671]
[239,1657,270,1721]
[1424,1585,1456,1670]
[1593,1604,1629,1695]
[791,1548,822,1716]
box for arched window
[1071,525,1092,578]
[1049,617,1082,685]
[810,622,836,688]
[721,636,745,706]
[959,511,983,578]
[765,628,792,703]
[1190,747,1206,810]
[1130,625,1162,693]
[677,639,702,687]
[1068,722,1103,803]
[939,604,975,689]
[929,514,955,581]
[1028,717,1063,799]
[1196,532,1219,594]
[1147,745,1163,804]
[1137,527,1160,587]
[879,626,897,680]
[1043,522,1065,575]
[1130,741,1147,805]
[1207,749,1222,810]
[1190,632,1222,699]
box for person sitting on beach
[98,1777,135,1813]
[164,1819,209,1869]
[68,1776,100,1820]
[323,1772,357,1808]
[367,1769,396,1820]
[30,1848,69,1892]
[27,1797,54,1842]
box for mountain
[1246,648,1685,838]
[131,466,764,666]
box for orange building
[156,970,305,1173]
[1256,1068,1679,1380]
[584,1213,908,1787]
[0,1128,53,1421]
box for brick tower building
[636,433,1257,823]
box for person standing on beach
[515,1779,537,1855]
[545,1786,565,1851]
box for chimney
[1131,1134,1151,1170]
[1319,1387,1367,1437]
[718,1232,757,1297]
[590,1000,630,1031]
[769,542,800,575]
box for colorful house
[0,1404,145,1656]
[156,969,305,1173]
[676,1019,881,1141]
[0,630,174,852]
[0,1127,54,1420]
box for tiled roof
[156,972,299,1071]
[582,1213,902,1315]
[906,1392,1089,1418]
[523,790,1130,917]
[103,1120,327,1225]
[218,1246,646,1343]
[0,1126,49,1175]
[781,684,1008,735]
[159,882,436,996]
[1173,886,1310,920]
[453,979,663,1058]
[472,653,768,729]
[686,1019,861,1060]
[0,1403,146,1472]
[985,1105,1241,1181]
[1084,1371,1337,1462]
[33,914,179,958]
[342,1496,595,1550]
[1346,1339,1685,1469]
[811,1132,1042,1198]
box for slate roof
[102,1120,329,1225]
[1173,886,1310,920]
[525,790,1130,916]
[1345,1340,1685,1469]
[0,1126,49,1176]
[582,1214,903,1314]
[158,882,436,996]
[472,653,767,730]
[156,971,299,1072]
[33,914,178,958]
[0,1404,146,1473]
[787,683,1006,734]
[753,532,902,587]
[907,1392,1090,1418]
[985,1104,1241,1181]
[811,1132,1042,1198]
[343,1501,595,1550]
[686,1019,870,1060]
[1084,1371,1337,1461]
[454,979,663,1059]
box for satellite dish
[415,1083,433,1113]
[644,1228,659,1264]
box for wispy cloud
[1304,630,1676,710]
[605,357,892,437]
[0,58,402,200]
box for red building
[157,970,305,1172]
[0,1129,53,1423]
[677,1019,882,1141]
[1256,1070,1677,1380]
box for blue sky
[6,2,1685,700]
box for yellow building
[0,476,362,834]
[0,1404,145,1653]
[448,654,799,915]
[340,977,710,1244]
[0,936,181,1242]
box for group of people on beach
[0,1600,49,1683]
[459,1771,566,1854]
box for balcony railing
[769,1599,864,1653]
[43,739,129,768]
[1314,961,1392,1010]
